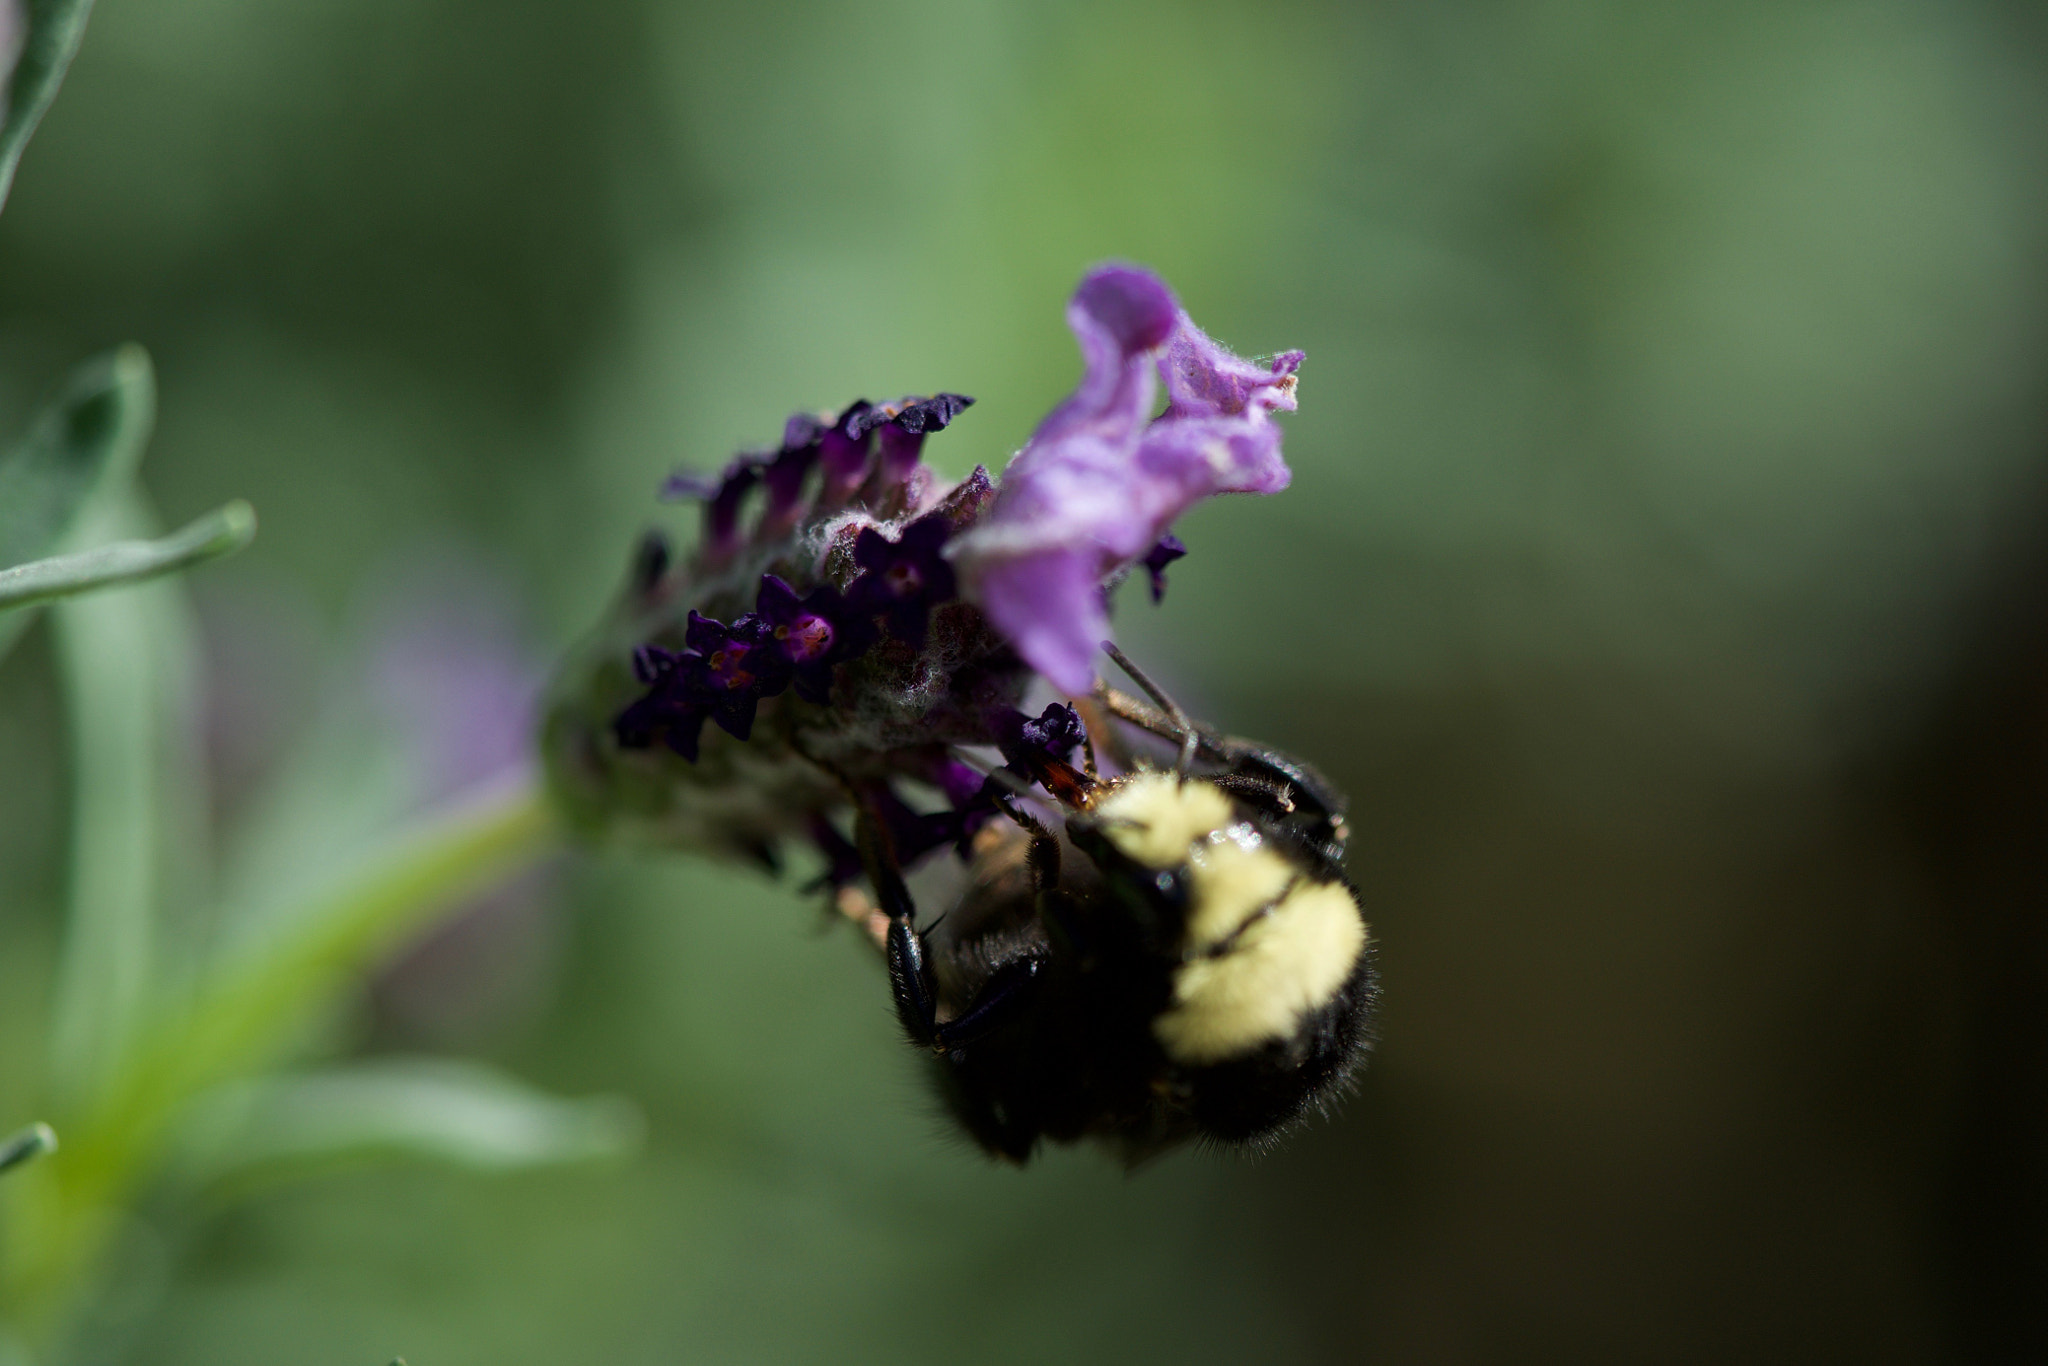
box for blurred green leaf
[0,500,254,615]
[177,1057,641,1190]
[0,0,97,215]
[64,780,556,1185]
[46,492,214,1111]
[0,345,153,662]
[0,1123,56,1176]
[45,499,163,1109]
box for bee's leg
[996,798,1062,895]
[853,802,944,1052]
[875,853,1046,1055]
[930,953,1044,1052]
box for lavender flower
[544,264,1301,887]
[948,266,1301,694]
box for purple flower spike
[754,573,872,705]
[1141,532,1186,604]
[848,511,957,650]
[951,265,1300,693]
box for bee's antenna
[1101,642,1198,778]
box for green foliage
[0,1127,56,1179]
[174,1058,640,1191]
[0,12,599,1352]
[0,348,153,662]
[0,0,95,214]
[0,501,256,616]
[0,0,2044,1361]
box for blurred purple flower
[951,266,1301,694]
[365,563,540,799]
[359,557,559,1043]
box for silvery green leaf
[46,494,213,1108]
[0,0,98,215]
[176,1057,642,1188]
[0,500,255,614]
[0,344,152,662]
[0,1121,56,1175]
[88,779,552,1141]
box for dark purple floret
[683,610,784,739]
[817,400,875,506]
[662,457,766,566]
[782,411,829,450]
[975,703,1094,809]
[932,756,988,810]
[613,645,710,760]
[631,530,672,597]
[985,702,1085,775]
[758,444,816,537]
[856,394,975,487]
[1017,702,1086,762]
[754,573,873,705]
[632,643,676,686]
[1140,532,1186,604]
[848,511,957,650]
[659,470,722,501]
[849,393,974,439]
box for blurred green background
[3,0,2047,1360]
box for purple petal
[952,266,1300,694]
[968,548,1108,696]
[1035,266,1178,448]
[1162,320,1301,423]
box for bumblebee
[845,648,1377,1164]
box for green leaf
[64,780,556,1180]
[45,495,200,1108]
[175,1058,641,1189]
[0,0,98,216]
[0,1122,56,1176]
[0,344,153,662]
[0,500,255,614]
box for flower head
[546,263,1299,888]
